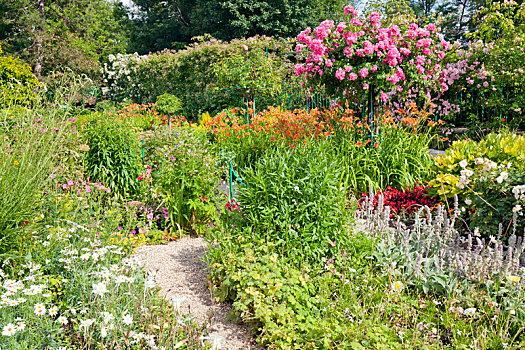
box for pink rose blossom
[425,23,436,33]
[348,72,358,81]
[335,68,346,80]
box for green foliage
[328,125,434,194]
[155,93,183,116]
[429,132,525,196]
[104,36,297,119]
[145,127,226,235]
[0,0,130,80]
[236,142,351,263]
[212,46,285,95]
[128,0,347,54]
[469,2,525,42]
[83,114,143,199]
[0,53,39,107]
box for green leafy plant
[83,114,143,199]
[155,93,183,116]
[0,43,40,107]
[428,131,525,236]
[236,141,352,264]
[145,127,226,235]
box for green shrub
[0,50,40,107]
[83,114,143,199]
[103,36,298,119]
[236,142,351,264]
[156,93,183,116]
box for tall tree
[127,0,347,54]
[0,0,130,78]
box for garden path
[135,237,263,350]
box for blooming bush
[429,132,525,237]
[110,102,187,131]
[294,6,450,103]
[434,2,525,127]
[360,185,439,218]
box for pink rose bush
[294,6,451,104]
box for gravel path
[135,237,263,350]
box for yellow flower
[507,275,521,283]
[392,281,404,293]
[13,161,19,166]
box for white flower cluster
[0,223,163,348]
[1,318,25,336]
[513,185,525,201]
[457,159,474,189]
[102,53,149,100]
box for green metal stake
[229,162,233,200]
[142,139,145,165]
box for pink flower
[309,39,327,55]
[348,72,358,81]
[380,91,388,101]
[344,5,358,16]
[297,28,312,44]
[315,20,334,39]
[363,83,369,90]
[518,68,524,74]
[335,68,346,80]
[350,17,364,26]
[425,23,436,33]
[400,48,411,57]
[483,81,489,87]
[359,67,369,78]
[369,12,381,27]
[371,65,378,72]
[241,45,248,51]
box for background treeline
[0,0,494,80]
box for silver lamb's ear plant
[356,194,525,298]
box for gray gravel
[135,237,264,350]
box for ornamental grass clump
[0,106,73,252]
